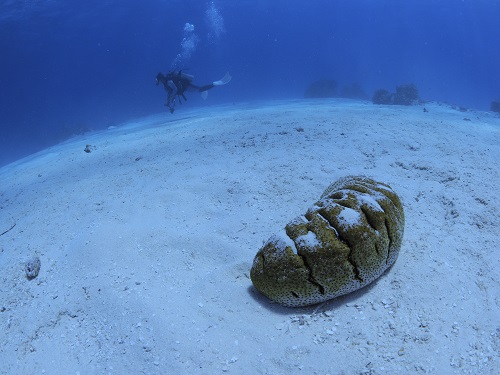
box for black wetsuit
[156,71,214,113]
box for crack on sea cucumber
[359,206,381,256]
[373,186,401,212]
[258,253,267,270]
[353,184,400,215]
[347,186,371,196]
[329,199,356,211]
[297,251,325,295]
[284,224,326,296]
[360,206,378,232]
[384,218,393,264]
[347,251,364,283]
[384,194,400,209]
[316,210,363,283]
[325,192,343,200]
[316,210,349,247]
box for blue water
[1,0,499,166]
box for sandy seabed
[0,99,499,374]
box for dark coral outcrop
[304,79,338,98]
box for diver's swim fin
[200,72,231,100]
[213,72,232,86]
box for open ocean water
[0,0,499,166]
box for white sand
[1,100,499,374]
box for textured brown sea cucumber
[250,176,405,307]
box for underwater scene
[0,0,499,165]
[0,1,499,374]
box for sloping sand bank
[1,100,499,374]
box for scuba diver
[156,70,232,113]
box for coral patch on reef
[490,100,500,113]
[304,79,338,98]
[372,84,420,106]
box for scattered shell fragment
[25,257,41,280]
